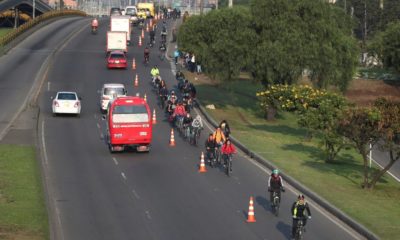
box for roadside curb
[196,102,379,240]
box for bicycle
[294,217,305,240]
[215,144,222,165]
[207,148,217,167]
[271,191,280,217]
[159,95,167,110]
[189,127,201,145]
[223,154,233,177]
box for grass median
[184,71,400,240]
[0,145,48,240]
[0,28,12,38]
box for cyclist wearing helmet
[291,195,311,239]
[268,169,285,206]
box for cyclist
[167,90,177,103]
[159,42,167,52]
[268,169,285,207]
[190,115,203,142]
[291,195,312,239]
[212,127,226,147]
[219,120,231,138]
[149,28,155,45]
[172,101,186,127]
[150,65,160,82]
[221,139,236,171]
[182,112,193,138]
[161,26,167,43]
[159,85,168,109]
[205,134,217,166]
[144,47,150,63]
[176,70,185,82]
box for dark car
[110,7,122,16]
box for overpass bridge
[0,0,53,27]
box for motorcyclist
[221,139,237,171]
[91,18,99,33]
[291,195,312,239]
[268,169,285,206]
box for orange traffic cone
[132,58,136,70]
[144,93,147,102]
[138,36,142,46]
[246,196,256,223]
[199,152,207,173]
[134,74,139,87]
[141,28,144,39]
[152,109,157,124]
[146,23,149,32]
[169,129,176,146]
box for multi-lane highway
[3,16,366,239]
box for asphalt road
[372,147,400,181]
[28,18,366,240]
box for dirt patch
[0,226,43,240]
[183,70,400,106]
[345,78,400,106]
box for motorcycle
[91,26,98,35]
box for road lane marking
[41,121,49,166]
[121,172,127,180]
[112,157,118,165]
[132,189,140,199]
[97,123,100,129]
[47,82,51,91]
[371,157,400,182]
[145,210,152,220]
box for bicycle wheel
[273,196,280,216]
[226,157,231,177]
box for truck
[110,15,131,45]
[105,96,153,153]
[107,31,127,54]
[137,2,155,18]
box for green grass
[191,77,400,240]
[0,145,48,240]
[0,28,13,38]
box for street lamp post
[33,0,35,19]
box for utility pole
[33,0,35,19]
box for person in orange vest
[212,127,226,146]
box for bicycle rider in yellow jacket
[212,127,226,147]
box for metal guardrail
[0,10,86,47]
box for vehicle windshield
[126,8,136,15]
[104,88,125,96]
[110,53,125,59]
[57,93,77,100]
[112,105,148,123]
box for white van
[100,83,127,112]
[125,6,139,25]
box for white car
[100,83,127,112]
[52,91,81,117]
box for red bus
[105,96,152,152]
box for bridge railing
[0,9,86,47]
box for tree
[368,21,400,73]
[337,107,382,189]
[250,0,358,91]
[368,98,400,188]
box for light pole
[33,0,35,19]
